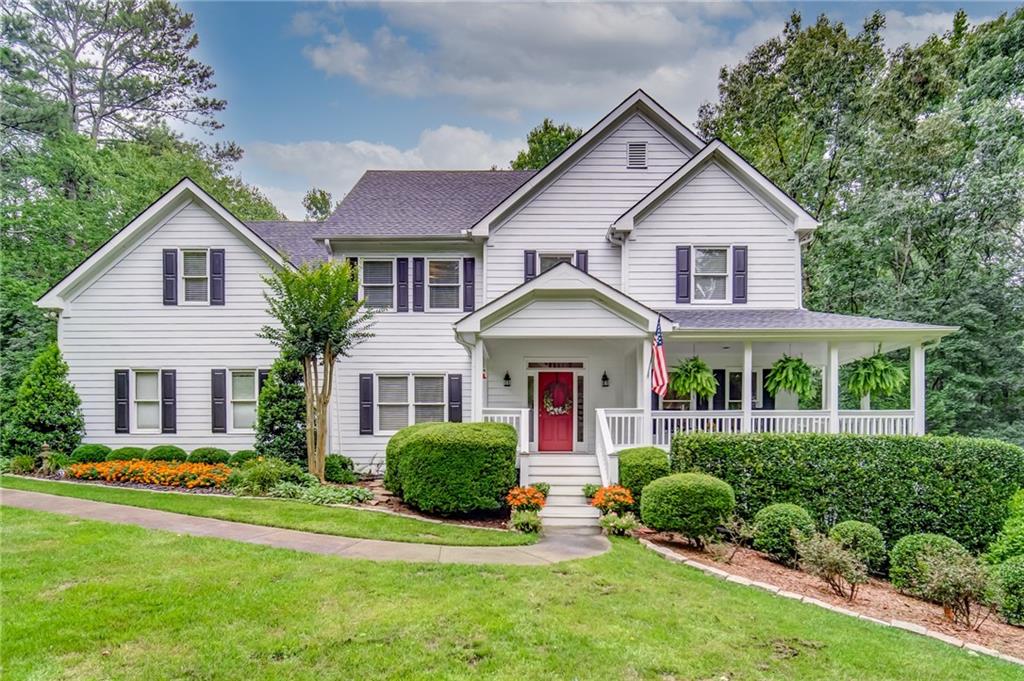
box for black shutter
[760,368,775,410]
[258,368,270,396]
[732,245,748,304]
[712,369,726,410]
[575,250,589,273]
[412,258,425,312]
[162,249,178,305]
[210,248,225,305]
[448,374,463,422]
[161,369,176,434]
[396,258,409,312]
[359,374,374,434]
[211,369,227,433]
[524,250,537,282]
[675,246,691,303]
[114,370,130,433]
[463,258,475,312]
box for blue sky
[180,1,1019,219]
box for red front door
[538,371,574,452]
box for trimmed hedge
[985,490,1024,565]
[889,533,969,599]
[108,446,147,461]
[829,520,887,574]
[640,473,735,540]
[189,447,230,464]
[229,450,257,467]
[671,433,1024,552]
[383,422,439,496]
[395,422,517,515]
[752,503,816,565]
[70,444,112,464]
[618,446,670,506]
[995,556,1024,626]
[143,445,187,462]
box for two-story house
[37,90,955,526]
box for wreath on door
[542,380,573,416]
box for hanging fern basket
[847,352,907,399]
[669,357,718,400]
[764,355,815,399]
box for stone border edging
[637,538,1023,668]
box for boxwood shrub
[640,473,735,540]
[752,503,816,565]
[189,447,230,464]
[325,454,358,484]
[70,443,112,463]
[384,422,440,496]
[229,450,257,467]
[994,555,1024,626]
[671,433,1024,552]
[889,533,969,599]
[829,520,887,574]
[107,446,147,461]
[143,445,187,462]
[985,490,1024,565]
[395,422,517,515]
[618,446,670,506]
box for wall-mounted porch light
[601,371,610,388]
[503,371,512,388]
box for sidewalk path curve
[0,488,609,565]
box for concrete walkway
[0,488,609,565]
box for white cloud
[241,125,523,219]
[881,10,994,49]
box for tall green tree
[511,118,582,170]
[302,187,336,221]
[0,343,84,458]
[254,356,307,466]
[259,262,374,480]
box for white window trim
[537,252,575,275]
[425,258,462,312]
[131,368,162,434]
[359,257,397,312]
[691,246,731,304]
[228,368,260,433]
[374,373,448,435]
[179,248,211,306]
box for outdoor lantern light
[601,371,610,388]
[503,371,511,388]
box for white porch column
[741,341,753,433]
[640,337,653,445]
[470,336,484,422]
[827,342,840,433]
[911,342,926,435]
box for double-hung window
[427,259,460,310]
[230,369,258,430]
[376,374,447,432]
[134,370,160,431]
[726,370,761,410]
[538,252,574,274]
[182,249,209,303]
[361,260,395,310]
[693,247,729,301]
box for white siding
[628,162,801,308]
[482,300,646,338]
[60,201,280,451]
[330,242,481,470]
[484,113,691,300]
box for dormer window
[693,247,728,301]
[627,142,647,169]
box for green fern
[764,355,815,399]
[847,352,907,399]
[669,357,718,400]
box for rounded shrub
[994,555,1024,626]
[830,520,887,574]
[619,446,670,506]
[640,473,735,541]
[70,443,112,464]
[384,422,439,496]
[889,533,969,597]
[143,445,187,462]
[10,454,36,474]
[188,447,230,464]
[107,446,147,461]
[229,450,257,467]
[752,503,816,564]
[397,422,517,515]
[985,490,1024,565]
[325,454,358,484]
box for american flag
[652,318,668,398]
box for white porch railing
[481,408,531,453]
[595,408,644,486]
[751,410,831,434]
[839,410,914,435]
[651,411,743,447]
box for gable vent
[627,142,647,169]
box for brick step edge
[636,538,1023,668]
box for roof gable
[470,89,705,237]
[36,178,287,310]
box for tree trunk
[303,356,317,477]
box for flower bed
[67,459,230,489]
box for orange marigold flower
[590,485,634,515]
[67,459,231,489]
[506,486,545,511]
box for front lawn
[0,476,533,547]
[2,507,1018,680]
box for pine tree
[1,343,84,458]
[254,356,307,465]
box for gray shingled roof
[659,308,953,331]
[247,220,328,266]
[321,170,537,237]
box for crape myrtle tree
[259,261,373,480]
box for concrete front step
[528,454,599,466]
[545,484,598,497]
[527,465,601,477]
[541,505,601,519]
[529,475,602,487]
[545,494,590,507]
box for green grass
[0,476,533,547]
[2,508,1019,680]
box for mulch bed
[640,529,1024,659]
[15,472,231,495]
[356,478,512,530]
